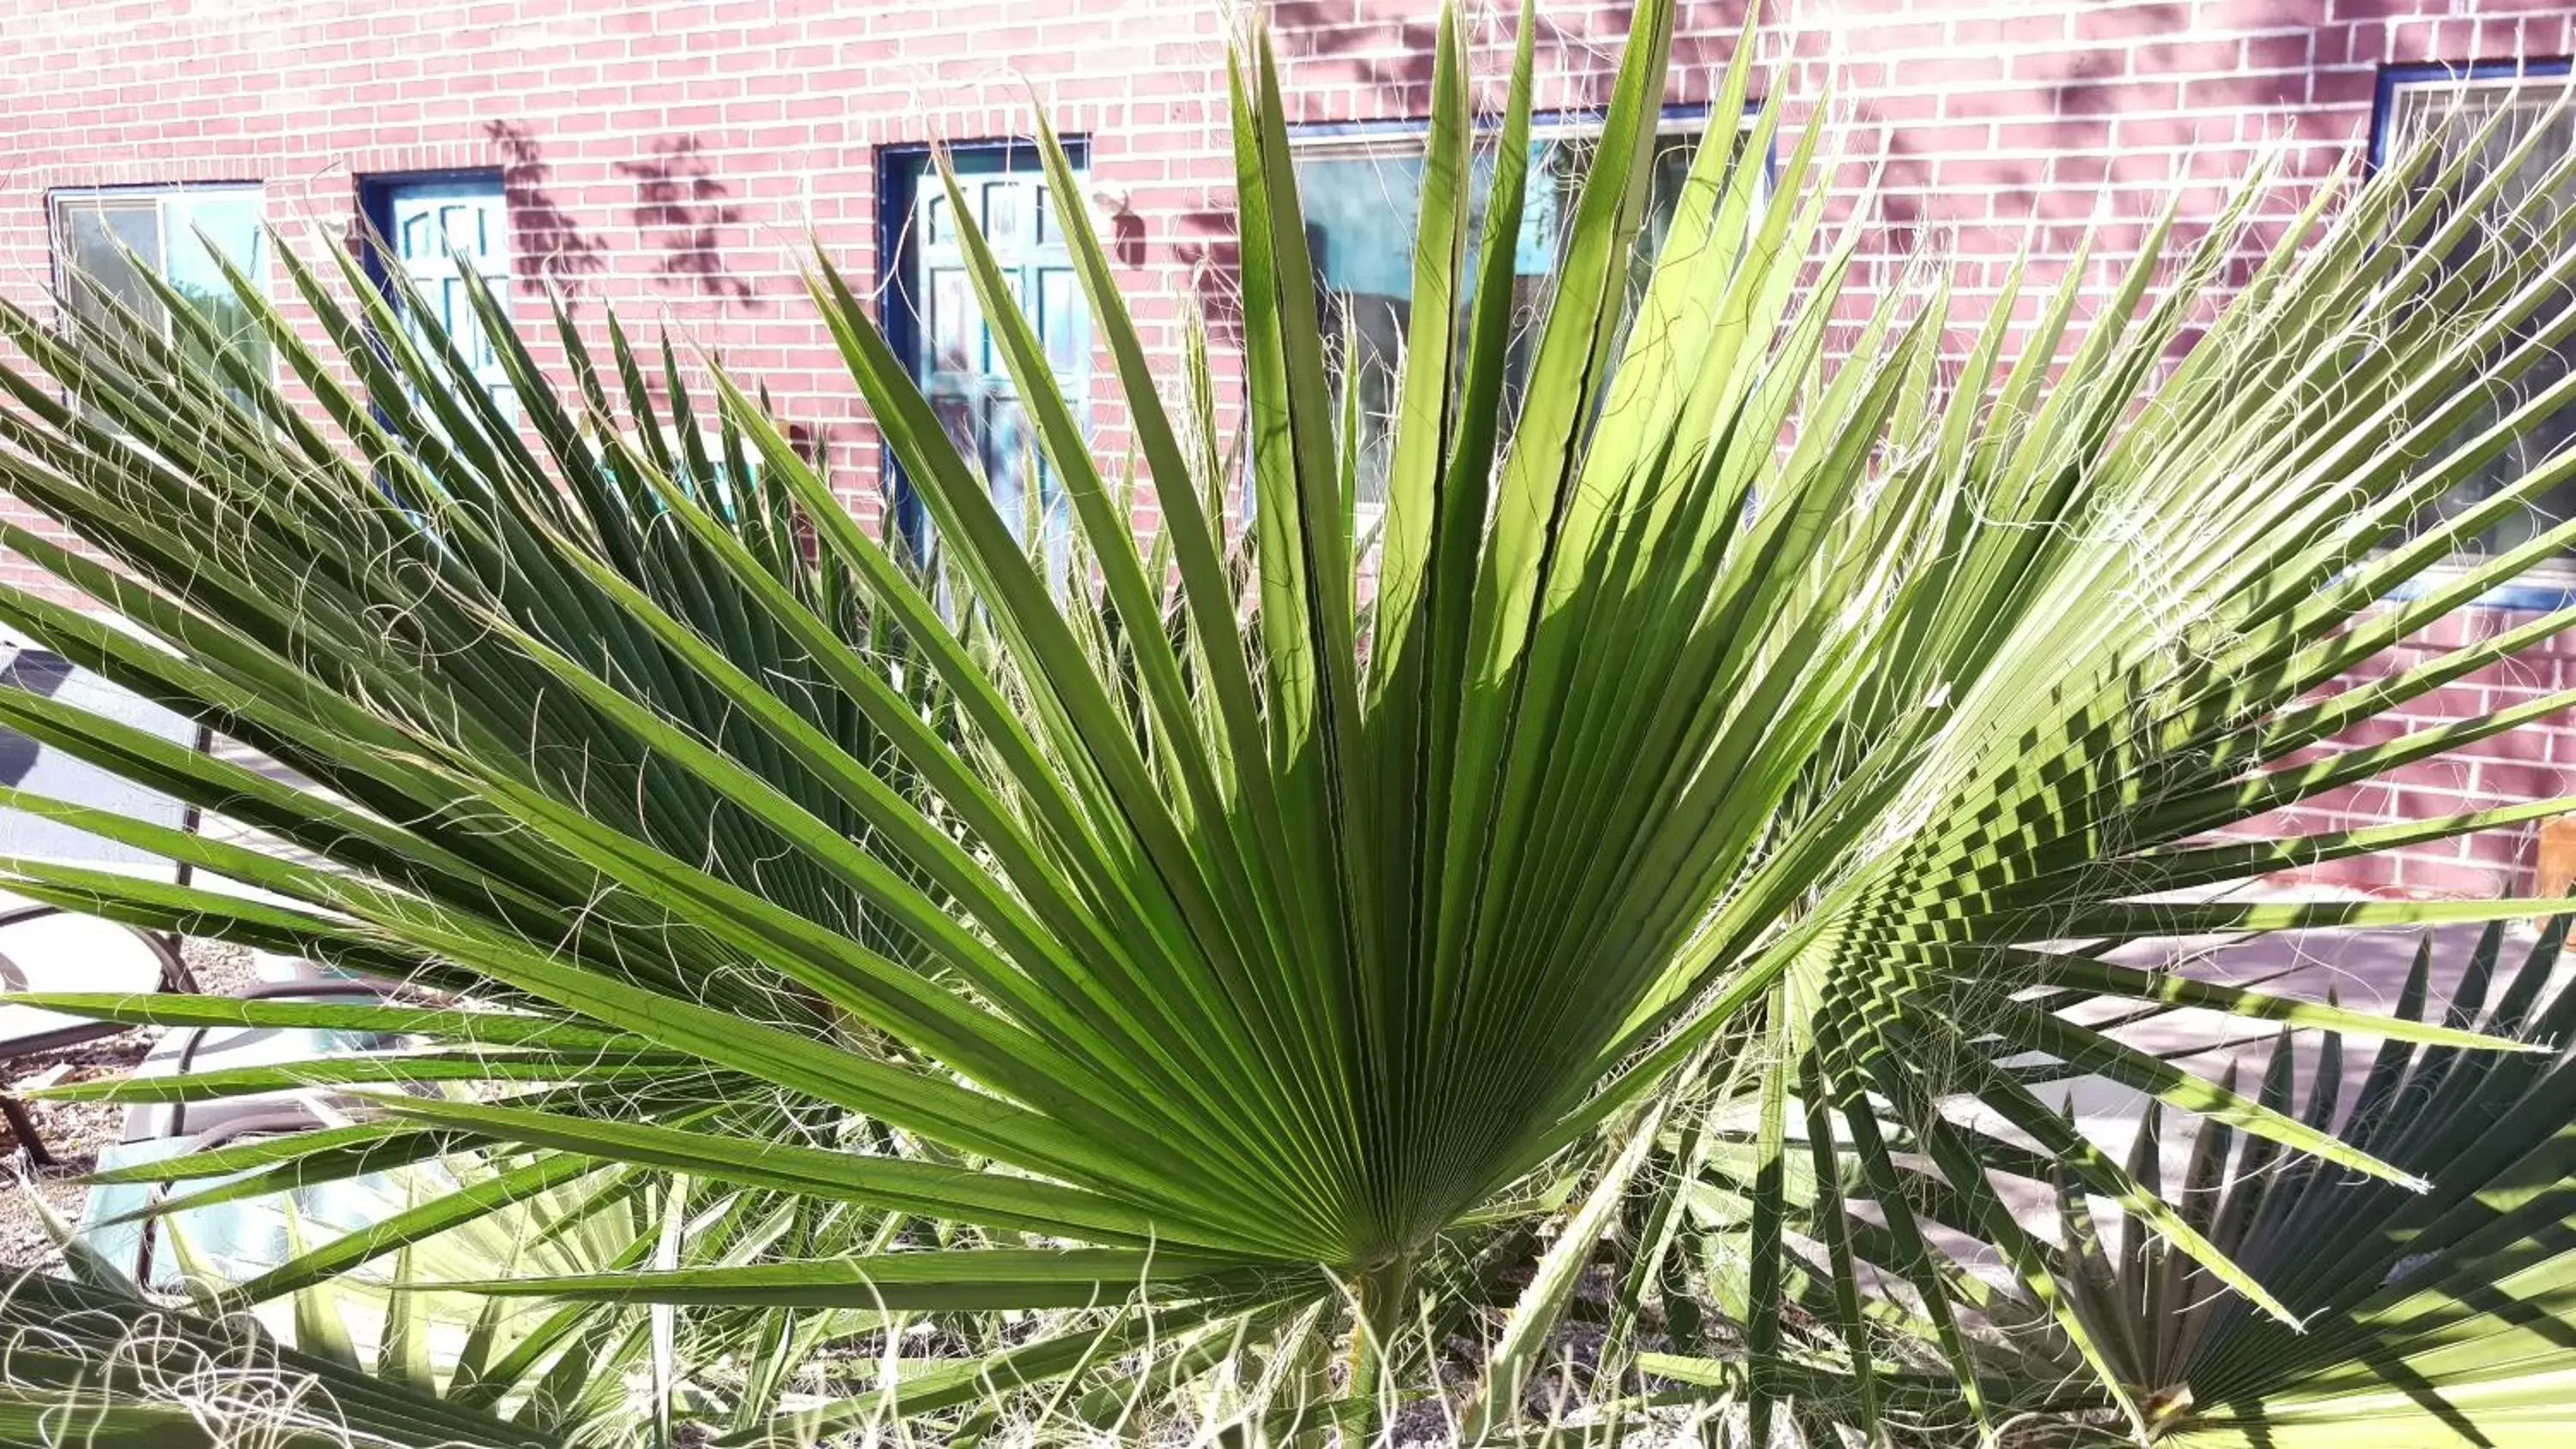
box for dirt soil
[1,938,255,1273]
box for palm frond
[3,0,2576,1440]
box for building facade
[7,0,2576,897]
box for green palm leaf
[6,0,2576,1439]
[1943,919,2576,1446]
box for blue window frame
[359,171,514,415]
[1287,103,1762,515]
[878,138,1093,563]
[2372,60,2576,606]
[2371,60,2576,167]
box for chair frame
[0,908,197,1166]
[159,977,392,1141]
[116,976,402,1285]
[0,703,210,1167]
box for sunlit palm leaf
[3,0,2576,1439]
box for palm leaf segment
[4,1154,683,1446]
[1,0,2574,1429]
[1964,919,2576,1447]
[0,1272,551,1448]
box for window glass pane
[50,187,268,389]
[2386,82,2576,560]
[54,197,161,331]
[369,174,513,417]
[164,190,270,379]
[1300,151,1425,512]
[1296,129,1710,510]
[161,191,261,301]
[898,150,1085,581]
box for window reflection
[1293,127,1712,512]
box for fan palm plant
[0,1271,553,1448]
[2019,917,2576,1447]
[1637,919,2576,1446]
[7,0,2576,1439]
[9,1153,673,1446]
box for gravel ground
[0,937,255,1273]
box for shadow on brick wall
[485,121,609,307]
[1273,0,1437,97]
[619,136,760,306]
[1169,211,1243,344]
[1270,0,1751,108]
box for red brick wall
[6,0,2576,896]
[2257,603,2576,899]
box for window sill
[2379,564,2576,614]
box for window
[1291,108,1748,514]
[360,173,514,415]
[48,185,269,382]
[592,423,759,513]
[880,139,1092,570]
[2377,65,2576,579]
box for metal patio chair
[82,963,410,1288]
[0,641,205,1165]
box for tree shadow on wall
[1169,213,1244,344]
[484,120,608,306]
[619,136,761,305]
[1267,1,1746,107]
